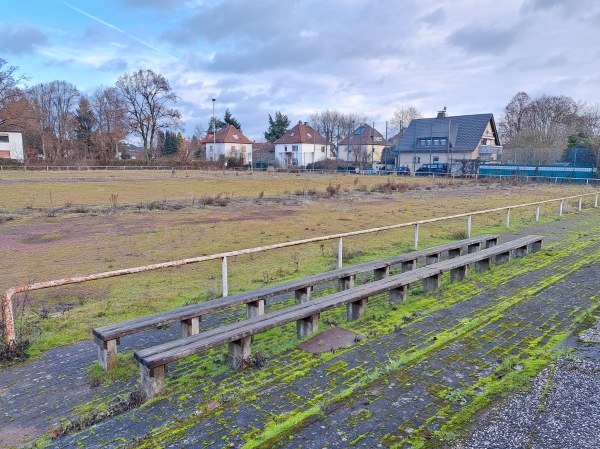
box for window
[292,158,298,165]
[292,145,298,152]
[306,132,312,138]
[433,157,439,162]
[355,127,365,135]
[374,136,382,142]
[209,145,213,152]
[231,146,236,151]
[321,146,325,153]
[290,132,296,137]
[433,139,439,146]
[241,146,246,152]
[233,134,239,140]
[440,139,447,146]
[0,135,8,143]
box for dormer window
[306,132,312,138]
[233,134,239,140]
[290,132,296,137]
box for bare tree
[116,69,181,161]
[0,59,27,110]
[91,86,128,163]
[389,105,422,138]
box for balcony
[479,145,503,155]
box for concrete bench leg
[228,336,252,369]
[495,251,511,264]
[140,364,165,400]
[97,338,118,372]
[401,260,416,272]
[294,287,312,304]
[450,265,468,281]
[529,240,542,253]
[514,245,528,258]
[389,285,409,303]
[338,275,355,291]
[475,257,491,271]
[467,242,481,254]
[485,237,498,248]
[425,253,441,265]
[374,266,389,280]
[347,299,367,321]
[297,313,319,338]
[423,274,441,293]
[246,299,265,318]
[181,317,201,337]
[448,248,462,259]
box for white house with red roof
[201,125,253,164]
[274,121,330,168]
[0,122,24,162]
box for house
[338,123,389,169]
[202,125,253,165]
[394,110,502,172]
[0,122,24,162]
[274,121,330,168]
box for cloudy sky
[2,0,600,141]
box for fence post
[536,203,540,223]
[414,223,419,250]
[559,200,564,216]
[595,193,598,208]
[505,208,510,229]
[578,196,582,211]
[222,256,228,297]
[467,215,472,238]
[1,292,16,350]
[338,238,343,269]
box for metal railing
[2,191,599,349]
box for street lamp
[212,99,216,161]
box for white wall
[0,132,24,162]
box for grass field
[0,171,596,357]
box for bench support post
[529,240,542,253]
[485,237,498,248]
[140,364,165,400]
[467,242,481,254]
[97,338,118,372]
[401,260,416,272]
[228,336,252,369]
[425,253,441,265]
[373,266,389,280]
[297,313,319,338]
[450,265,468,282]
[347,299,367,321]
[389,285,408,303]
[515,245,528,258]
[495,251,511,264]
[448,248,462,259]
[423,274,441,293]
[338,275,355,291]
[181,317,201,337]
[246,299,265,318]
[475,257,491,271]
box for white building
[0,124,24,162]
[202,125,253,165]
[274,121,330,168]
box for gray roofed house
[393,110,502,173]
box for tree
[562,133,597,166]
[389,106,422,138]
[116,69,181,161]
[74,96,97,161]
[0,58,27,110]
[223,108,242,131]
[206,117,226,134]
[264,111,290,142]
[90,86,128,163]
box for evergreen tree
[163,130,179,156]
[207,117,226,134]
[264,111,290,142]
[74,96,97,160]
[223,108,242,131]
[177,132,184,154]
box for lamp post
[212,98,216,160]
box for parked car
[359,168,380,175]
[336,165,357,173]
[391,166,411,176]
[415,163,448,176]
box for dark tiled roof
[394,114,499,153]
[0,123,24,133]
[339,124,389,146]
[274,121,329,145]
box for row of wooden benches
[133,234,543,399]
[93,234,500,372]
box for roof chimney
[304,122,309,126]
[437,106,447,119]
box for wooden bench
[93,234,499,371]
[134,235,542,399]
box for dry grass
[0,171,596,354]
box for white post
[578,196,582,211]
[414,223,419,250]
[222,256,228,297]
[467,215,472,238]
[535,204,540,223]
[338,238,343,269]
[595,193,598,208]
[505,208,510,229]
[559,200,564,216]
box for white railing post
[536,204,540,223]
[578,196,582,211]
[338,238,343,269]
[222,256,228,297]
[595,193,598,208]
[559,200,564,216]
[414,223,419,250]
[467,215,472,238]
[505,208,510,229]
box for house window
[284,146,288,152]
[306,133,312,138]
[321,146,325,153]
[440,139,447,146]
[433,157,439,162]
[481,138,488,145]
[0,135,8,143]
[241,146,246,152]
[233,134,239,140]
[374,136,382,142]
[413,156,421,163]
[231,146,236,151]
[433,139,439,146]
[292,158,298,165]
[290,132,296,137]
[292,145,298,152]
[209,145,213,152]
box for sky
[2,0,600,142]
